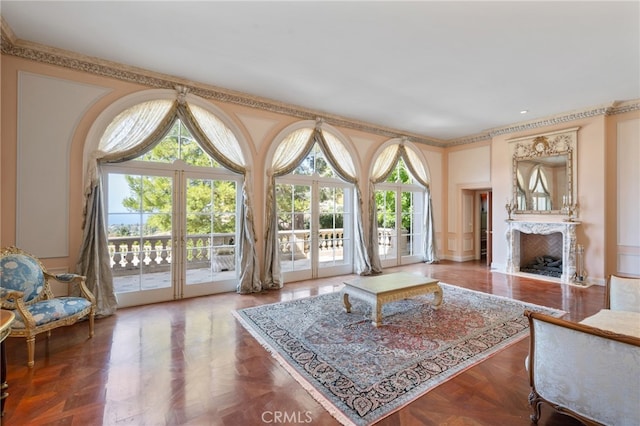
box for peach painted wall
[1,56,148,272]
[606,111,640,277]
[446,142,491,261]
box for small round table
[0,310,15,417]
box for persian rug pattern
[234,283,564,426]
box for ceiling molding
[2,21,637,148]
[0,26,447,148]
[446,133,492,147]
[488,101,640,138]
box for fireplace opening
[519,232,563,278]
[520,255,562,277]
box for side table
[1,310,15,417]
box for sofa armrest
[525,310,640,425]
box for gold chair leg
[26,336,35,368]
[89,311,95,338]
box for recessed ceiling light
[520,110,529,114]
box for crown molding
[0,25,447,148]
[2,21,637,148]
[446,133,492,146]
[488,101,640,137]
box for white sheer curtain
[263,126,372,288]
[368,143,438,269]
[187,104,245,170]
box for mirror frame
[510,128,578,215]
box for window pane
[292,143,335,177]
[107,173,173,293]
[138,119,219,167]
[186,177,237,284]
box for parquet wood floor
[2,261,604,425]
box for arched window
[369,142,437,270]
[79,90,259,314]
[103,117,243,307]
[528,165,551,210]
[264,123,369,288]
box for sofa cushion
[580,309,640,338]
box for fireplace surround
[505,220,580,283]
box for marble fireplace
[505,220,580,283]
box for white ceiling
[2,1,639,142]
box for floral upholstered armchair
[0,246,96,367]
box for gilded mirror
[512,134,574,214]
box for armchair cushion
[10,297,93,329]
[580,309,640,338]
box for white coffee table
[341,272,443,326]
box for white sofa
[525,275,640,426]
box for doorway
[478,190,493,266]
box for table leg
[1,340,7,417]
[342,293,352,313]
[372,301,382,327]
[432,286,443,309]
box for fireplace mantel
[506,220,581,283]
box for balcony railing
[108,228,402,276]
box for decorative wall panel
[16,72,110,258]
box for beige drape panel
[79,95,262,315]
[263,126,372,289]
[369,143,438,268]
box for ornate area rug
[233,283,564,425]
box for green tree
[275,184,310,231]
[375,159,414,231]
[122,119,235,235]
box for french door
[376,184,425,267]
[104,162,240,307]
[276,176,353,282]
